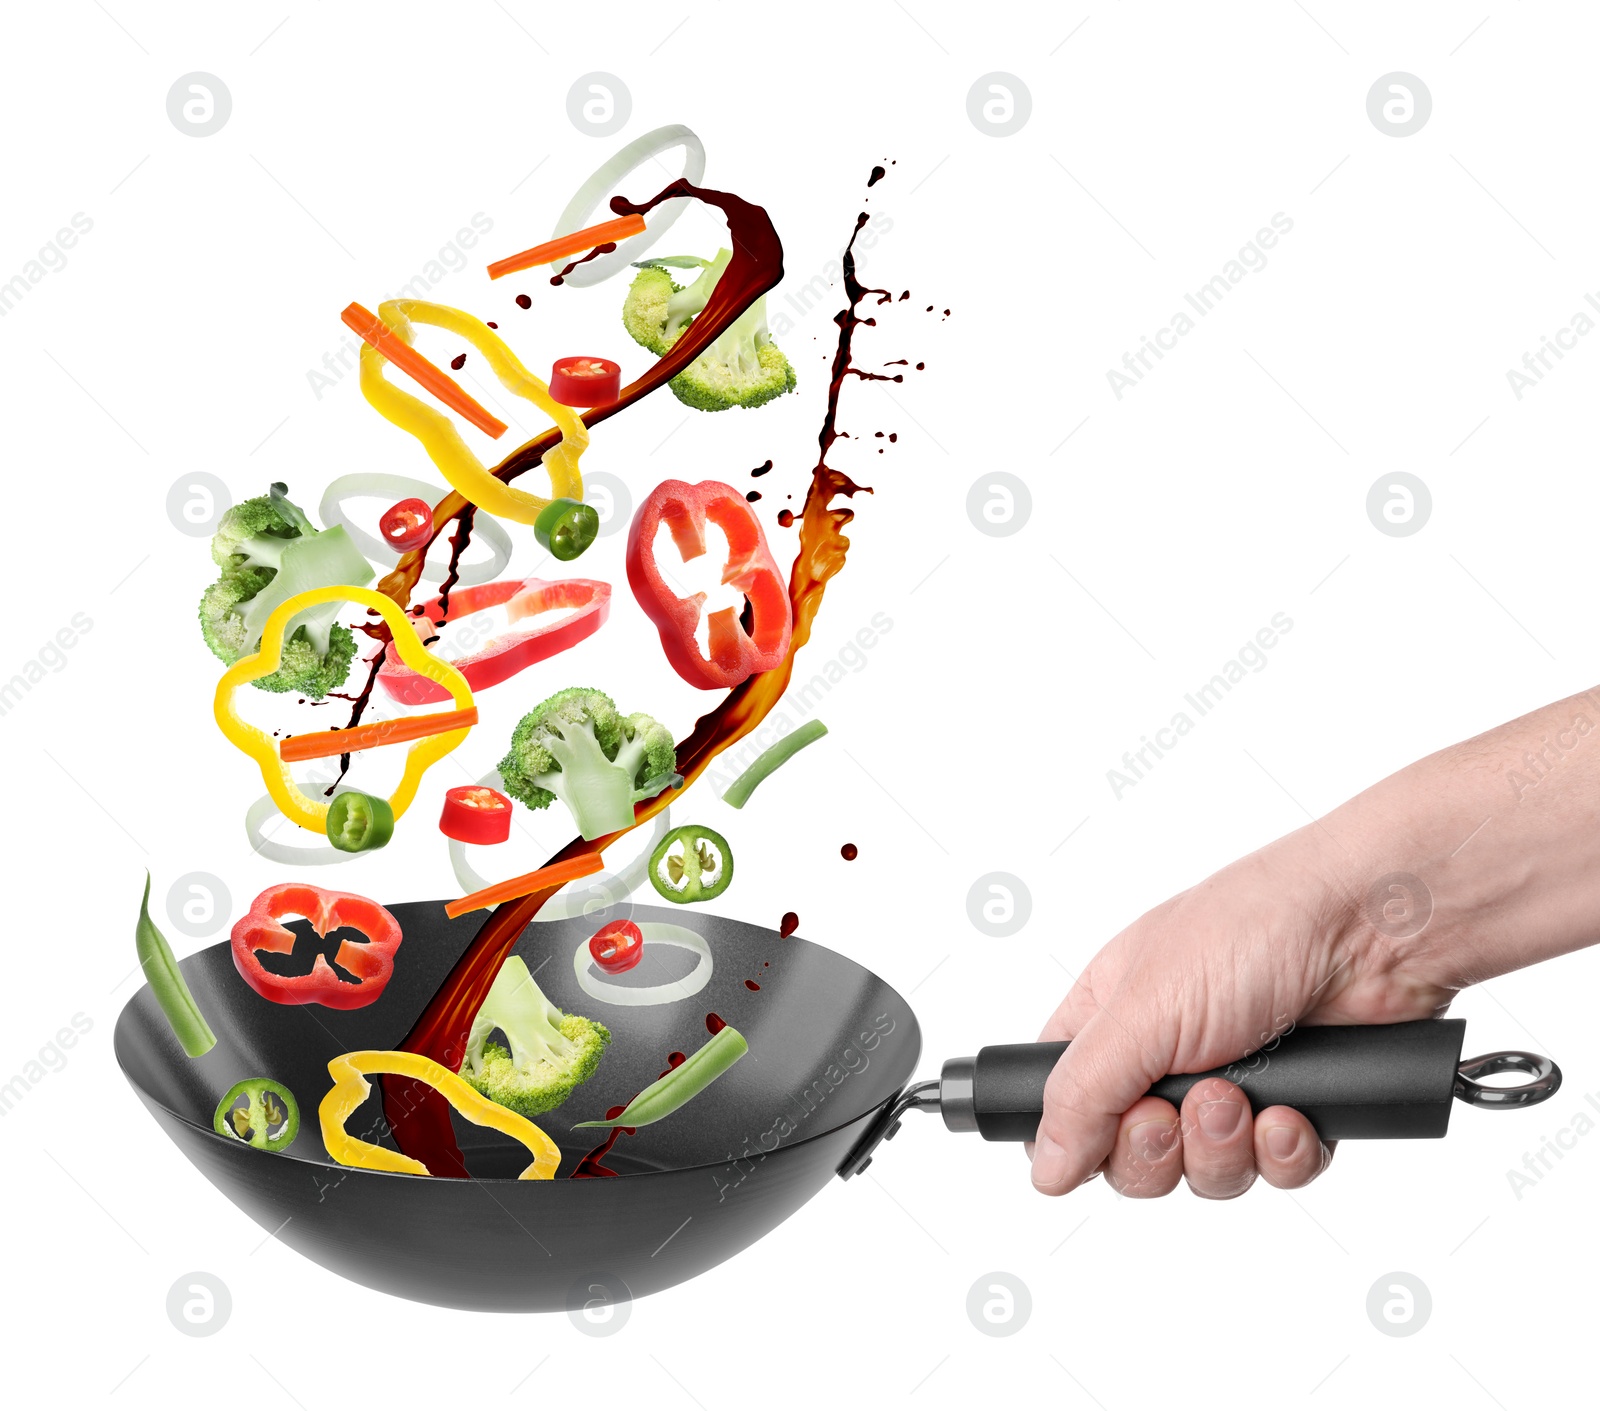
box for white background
[2,2,1596,1406]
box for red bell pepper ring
[377,576,611,706]
[230,884,403,1011]
[625,479,792,690]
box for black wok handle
[838,1020,1561,1178]
[951,1019,1470,1142]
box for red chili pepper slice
[379,497,435,552]
[439,785,514,845]
[588,919,644,974]
[625,479,792,690]
[377,576,611,706]
[549,356,620,408]
[229,884,403,1011]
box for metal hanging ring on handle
[1454,1051,1563,1108]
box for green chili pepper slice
[533,497,600,562]
[723,719,829,809]
[213,1078,301,1152]
[648,824,734,903]
[573,1026,747,1128]
[326,791,394,853]
[135,873,216,1058]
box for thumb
[1031,1000,1171,1195]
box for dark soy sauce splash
[552,241,618,286]
[571,1105,632,1179]
[383,177,892,1176]
[569,1052,686,1179]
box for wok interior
[118,901,922,1181]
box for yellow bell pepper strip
[358,299,588,527]
[214,586,475,834]
[319,1050,561,1179]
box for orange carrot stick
[279,707,479,763]
[341,303,508,439]
[445,853,605,918]
[486,213,648,281]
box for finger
[1032,1005,1170,1196]
[1253,1106,1333,1188]
[1178,1077,1256,1200]
[1103,1096,1183,1198]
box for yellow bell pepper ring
[214,586,475,834]
[359,299,588,526]
[319,1050,561,1180]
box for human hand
[1028,827,1455,1199]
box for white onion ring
[245,787,372,867]
[573,923,712,1007]
[447,770,672,918]
[549,125,707,288]
[320,473,512,586]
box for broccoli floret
[621,250,795,411]
[622,266,680,354]
[669,294,796,411]
[199,567,359,696]
[622,253,721,355]
[460,956,610,1119]
[210,489,308,571]
[198,484,374,700]
[499,688,678,841]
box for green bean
[723,720,828,809]
[573,1026,747,1128]
[136,873,217,1057]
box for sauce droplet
[777,509,794,527]
[746,489,761,502]
[745,979,761,991]
[705,1012,726,1035]
[450,353,466,371]
[779,911,799,937]
[751,459,773,477]
[841,842,858,860]
[515,293,532,309]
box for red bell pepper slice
[625,479,792,690]
[377,576,611,706]
[230,884,403,1011]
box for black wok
[116,902,1562,1313]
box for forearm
[1317,686,1600,990]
